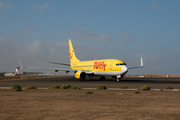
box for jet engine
[75,71,86,79]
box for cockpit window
[116,63,126,66]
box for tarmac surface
[0,76,180,89]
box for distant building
[4,73,16,76]
[46,73,53,75]
[139,75,145,78]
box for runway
[0,76,180,89]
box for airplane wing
[18,58,75,73]
[23,66,75,73]
[22,66,95,74]
[47,62,70,66]
[19,58,94,74]
[128,57,143,69]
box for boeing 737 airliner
[19,39,143,81]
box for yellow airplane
[20,39,143,81]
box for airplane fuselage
[71,59,128,76]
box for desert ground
[0,89,180,120]
[0,75,67,81]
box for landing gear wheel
[100,76,106,80]
[79,79,85,81]
[117,75,121,82]
[117,78,121,82]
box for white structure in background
[46,72,53,75]
[4,67,21,76]
[167,71,169,78]
[139,75,145,78]
[16,67,20,74]
[4,73,16,76]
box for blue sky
[0,0,180,75]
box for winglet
[141,57,143,68]
[125,57,144,70]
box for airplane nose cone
[122,66,128,72]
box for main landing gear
[79,79,85,81]
[100,76,106,80]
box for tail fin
[69,39,80,63]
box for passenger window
[116,63,120,66]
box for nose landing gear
[117,75,121,82]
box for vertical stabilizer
[69,39,80,63]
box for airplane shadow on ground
[83,78,180,84]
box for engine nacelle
[75,71,86,79]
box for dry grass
[0,75,70,81]
[0,89,180,120]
